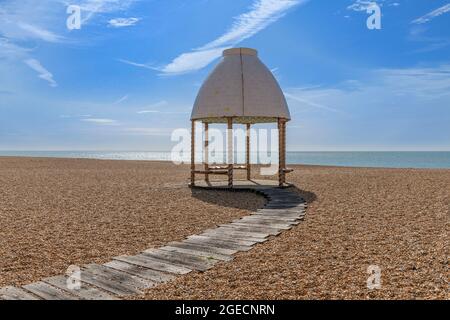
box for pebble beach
[0,157,448,299]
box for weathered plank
[114,254,192,275]
[264,204,302,209]
[0,286,40,300]
[220,224,281,236]
[226,222,282,233]
[266,201,306,206]
[84,264,155,289]
[252,214,303,221]
[200,230,268,243]
[232,219,292,229]
[42,275,117,300]
[201,233,268,245]
[23,281,79,300]
[238,217,299,227]
[203,227,270,239]
[104,260,174,283]
[142,249,216,271]
[246,215,300,223]
[78,269,141,296]
[256,209,305,216]
[188,235,257,247]
[183,236,253,252]
[167,241,238,256]
[159,245,233,262]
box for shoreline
[1,155,449,171]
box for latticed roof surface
[191,48,290,124]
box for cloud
[159,48,225,75]
[156,0,307,75]
[113,94,129,104]
[199,0,304,50]
[0,2,65,43]
[137,110,189,115]
[286,64,450,114]
[136,100,168,113]
[412,4,450,24]
[75,0,138,13]
[0,37,31,60]
[347,0,380,12]
[82,118,118,125]
[23,58,57,87]
[284,92,342,113]
[374,64,450,98]
[60,114,92,118]
[17,22,64,43]
[285,64,450,150]
[123,127,174,136]
[67,0,139,24]
[117,58,154,70]
[137,101,189,114]
[108,17,140,27]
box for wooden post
[190,120,195,186]
[204,122,209,182]
[282,119,286,185]
[227,118,233,188]
[278,118,286,187]
[246,123,251,180]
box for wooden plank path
[0,186,307,300]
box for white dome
[191,48,290,124]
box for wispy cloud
[108,17,140,27]
[66,0,139,24]
[0,37,30,59]
[123,127,174,136]
[412,4,450,24]
[17,22,64,43]
[0,2,65,44]
[137,101,189,114]
[375,64,450,99]
[347,0,380,12]
[154,0,307,75]
[24,58,57,87]
[284,92,342,113]
[287,64,450,115]
[136,100,168,113]
[137,110,189,115]
[82,118,118,125]
[159,48,225,75]
[200,0,304,50]
[117,58,154,70]
[284,64,450,151]
[113,94,129,104]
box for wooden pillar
[227,118,233,188]
[190,120,195,186]
[204,122,209,182]
[278,118,286,187]
[246,123,251,180]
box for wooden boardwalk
[0,185,307,300]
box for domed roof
[191,48,290,124]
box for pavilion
[190,48,292,188]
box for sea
[1,151,450,169]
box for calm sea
[1,151,449,169]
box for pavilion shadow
[190,185,316,210]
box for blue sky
[0,0,449,151]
